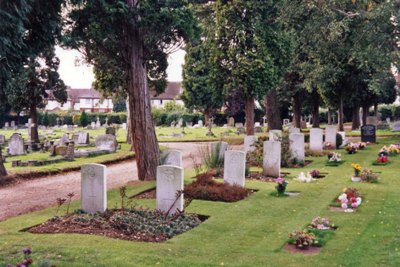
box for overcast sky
[55,46,185,88]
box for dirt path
[0,142,212,222]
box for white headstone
[211,141,229,160]
[95,134,117,152]
[325,125,337,147]
[289,127,300,134]
[310,128,323,152]
[223,150,246,187]
[198,120,203,127]
[156,165,184,215]
[96,117,101,128]
[263,141,281,177]
[91,122,96,129]
[254,122,261,127]
[162,150,182,167]
[392,121,400,132]
[121,123,127,130]
[269,130,282,141]
[8,133,24,155]
[244,135,258,153]
[289,133,305,162]
[4,122,9,128]
[81,164,107,213]
[11,121,15,127]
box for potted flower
[346,143,357,154]
[337,187,362,212]
[275,176,288,196]
[327,152,342,165]
[388,145,400,156]
[351,163,362,182]
[378,146,389,157]
[309,169,321,179]
[375,155,389,165]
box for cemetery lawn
[1,138,400,266]
[4,143,134,177]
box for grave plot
[329,187,363,213]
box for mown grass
[1,137,400,266]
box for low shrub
[184,172,250,202]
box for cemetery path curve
[0,142,240,222]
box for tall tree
[65,0,198,180]
[209,0,286,135]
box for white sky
[55,46,185,88]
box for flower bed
[331,187,362,212]
[26,209,206,242]
[285,217,337,254]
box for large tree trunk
[374,103,378,116]
[0,147,7,177]
[311,90,320,128]
[265,89,282,131]
[327,109,332,125]
[30,104,39,143]
[337,95,344,131]
[351,105,360,130]
[204,108,212,127]
[126,96,132,146]
[126,1,160,181]
[245,97,255,135]
[292,92,301,128]
[362,104,369,125]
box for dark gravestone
[361,124,376,143]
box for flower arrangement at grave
[345,143,358,154]
[275,176,288,196]
[288,230,317,249]
[387,144,400,156]
[324,142,333,150]
[374,155,389,165]
[351,163,362,181]
[336,187,362,212]
[309,169,321,178]
[328,152,341,162]
[378,146,389,156]
[297,172,313,183]
[360,169,379,183]
[309,216,336,230]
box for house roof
[150,82,182,100]
[67,88,102,101]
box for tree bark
[362,104,369,125]
[327,109,332,125]
[374,103,378,116]
[292,92,301,128]
[245,97,255,135]
[126,0,160,181]
[126,96,132,146]
[311,90,320,128]
[351,105,360,130]
[0,147,7,177]
[265,89,282,131]
[204,108,212,127]
[30,104,39,143]
[337,95,344,131]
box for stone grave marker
[325,125,337,147]
[11,121,15,128]
[65,141,75,161]
[300,121,307,129]
[228,117,235,127]
[121,123,127,130]
[4,122,9,128]
[235,122,244,128]
[95,134,117,152]
[289,133,305,162]
[0,135,5,145]
[78,132,90,144]
[55,145,68,156]
[289,127,300,134]
[392,121,400,132]
[96,117,101,128]
[283,119,290,126]
[198,120,203,127]
[8,133,24,155]
[211,141,228,160]
[90,122,95,129]
[361,124,376,143]
[224,150,246,187]
[263,141,281,177]
[366,116,378,126]
[156,165,184,215]
[244,135,258,153]
[269,130,282,141]
[59,134,69,146]
[161,150,182,167]
[81,164,107,213]
[310,128,323,152]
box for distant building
[45,88,113,113]
[150,82,184,108]
[45,82,184,113]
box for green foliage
[79,111,89,127]
[200,143,224,173]
[41,112,50,127]
[72,114,80,126]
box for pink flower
[350,197,357,203]
[351,202,358,208]
[341,203,348,209]
[275,177,284,184]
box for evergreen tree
[80,111,89,127]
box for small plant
[310,217,334,230]
[200,143,224,174]
[360,169,379,183]
[66,192,75,215]
[275,176,288,196]
[376,155,389,164]
[288,230,317,249]
[189,153,203,177]
[56,197,66,215]
[346,143,358,154]
[351,163,362,177]
[6,247,55,267]
[119,186,131,211]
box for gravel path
[0,142,213,222]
